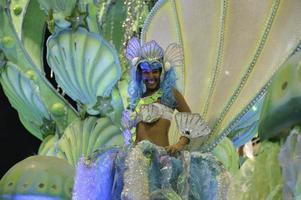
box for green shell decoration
[0,155,74,199]
[1,1,78,135]
[47,27,122,115]
[142,0,301,151]
[0,63,52,140]
[259,51,301,141]
[58,117,123,166]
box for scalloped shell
[164,43,183,70]
[126,37,141,65]
[142,0,301,150]
[138,103,163,123]
[58,117,123,166]
[175,112,211,138]
[0,63,51,140]
[141,40,164,61]
[47,28,122,114]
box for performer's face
[139,61,162,91]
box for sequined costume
[73,141,228,200]
[72,38,229,200]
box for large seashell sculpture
[0,63,51,139]
[0,155,74,199]
[142,0,301,151]
[47,27,122,115]
[58,117,123,166]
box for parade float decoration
[1,0,301,199]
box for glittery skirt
[72,140,229,200]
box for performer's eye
[151,61,163,69]
[152,69,160,74]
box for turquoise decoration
[230,96,264,148]
[47,27,122,115]
[0,156,74,199]
[259,51,301,141]
[0,0,78,136]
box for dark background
[0,86,41,178]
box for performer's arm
[165,88,191,155]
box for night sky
[0,86,41,178]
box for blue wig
[128,67,177,110]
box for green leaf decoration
[212,137,239,174]
[37,0,76,16]
[0,0,78,133]
[22,0,46,70]
[8,0,30,39]
[0,63,51,139]
[0,155,74,199]
[279,127,301,199]
[259,51,301,141]
[142,0,301,151]
[47,28,122,115]
[96,0,126,53]
[58,117,123,166]
[227,142,282,199]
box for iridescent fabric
[73,141,228,200]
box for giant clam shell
[58,117,123,166]
[142,0,301,150]
[47,28,122,115]
[0,63,51,139]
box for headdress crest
[125,37,183,72]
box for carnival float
[0,0,301,199]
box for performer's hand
[165,142,186,156]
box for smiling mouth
[147,79,155,84]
